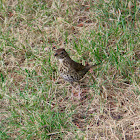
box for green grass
[0,0,140,139]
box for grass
[0,0,140,139]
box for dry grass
[0,0,140,139]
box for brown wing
[70,59,86,72]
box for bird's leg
[70,82,82,99]
[70,82,81,99]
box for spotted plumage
[54,48,97,98]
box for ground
[0,0,140,139]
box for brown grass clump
[0,0,140,139]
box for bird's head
[54,48,69,60]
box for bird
[54,48,97,99]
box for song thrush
[54,48,97,98]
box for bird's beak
[54,53,58,56]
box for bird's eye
[61,51,64,54]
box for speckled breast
[59,60,79,82]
